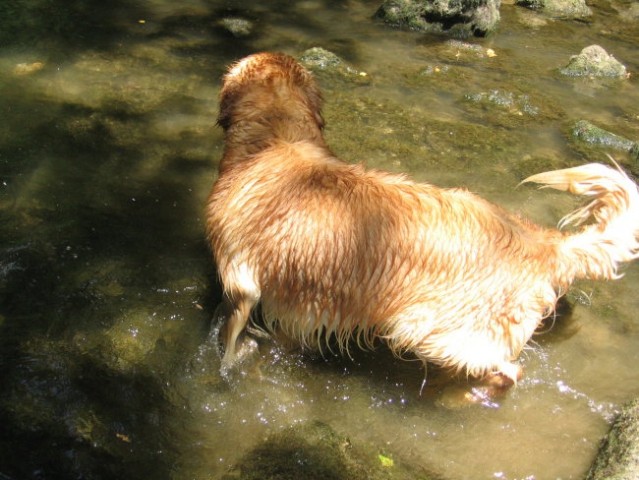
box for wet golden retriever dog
[206,52,639,386]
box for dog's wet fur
[206,52,639,386]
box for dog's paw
[219,334,260,379]
[436,363,522,409]
[437,384,501,409]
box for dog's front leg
[209,294,258,376]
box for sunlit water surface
[1,1,638,479]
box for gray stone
[560,45,627,78]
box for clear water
[1,1,638,479]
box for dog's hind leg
[210,293,259,375]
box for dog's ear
[217,82,240,131]
[216,99,232,130]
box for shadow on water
[155,0,364,71]
[0,0,146,55]
[0,103,213,478]
[0,1,238,478]
[0,350,174,480]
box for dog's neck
[220,109,326,172]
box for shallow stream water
[1,1,639,479]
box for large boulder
[375,0,501,37]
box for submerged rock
[464,89,540,116]
[375,0,501,37]
[221,420,442,480]
[300,47,345,70]
[299,47,370,85]
[586,398,639,480]
[560,45,628,78]
[12,61,45,76]
[572,120,637,153]
[516,0,591,18]
[218,17,253,37]
[456,87,562,129]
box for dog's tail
[523,161,639,283]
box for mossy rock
[375,0,501,37]
[299,48,370,86]
[221,420,442,480]
[571,120,636,152]
[560,45,627,78]
[516,0,591,18]
[586,398,639,480]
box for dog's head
[217,52,325,136]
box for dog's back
[208,136,560,381]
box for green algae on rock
[300,47,345,70]
[572,120,637,152]
[586,398,639,480]
[464,90,539,116]
[299,47,371,85]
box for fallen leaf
[378,453,394,467]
